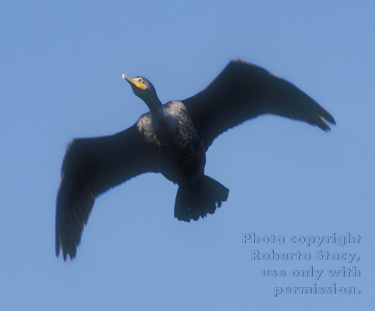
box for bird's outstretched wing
[182,59,336,150]
[56,124,159,260]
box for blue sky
[1,1,374,310]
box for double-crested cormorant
[56,59,335,260]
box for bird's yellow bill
[122,74,146,90]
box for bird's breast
[136,101,205,184]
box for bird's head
[122,74,157,103]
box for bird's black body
[56,59,335,260]
[135,101,206,185]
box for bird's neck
[145,95,164,119]
[144,95,171,133]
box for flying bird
[55,59,335,260]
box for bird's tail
[174,175,229,222]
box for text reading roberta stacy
[242,232,362,297]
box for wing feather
[183,59,335,149]
[55,124,158,260]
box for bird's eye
[138,78,142,82]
